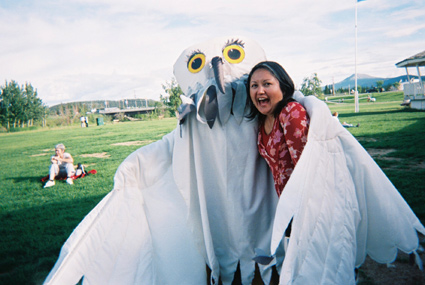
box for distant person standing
[44,143,75,188]
[85,116,89,127]
[80,116,86,128]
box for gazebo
[395,50,425,110]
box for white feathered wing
[271,93,425,284]
[44,132,207,285]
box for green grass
[0,118,177,285]
[1,92,424,284]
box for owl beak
[211,56,225,94]
[203,85,218,129]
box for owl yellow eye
[223,44,245,64]
[187,53,206,73]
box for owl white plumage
[170,36,279,284]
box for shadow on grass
[0,194,107,285]
[6,172,99,188]
[340,107,425,120]
[352,111,425,159]
[6,176,46,185]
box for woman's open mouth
[257,97,270,107]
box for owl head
[174,36,266,95]
[173,36,266,129]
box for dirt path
[359,248,425,284]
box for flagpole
[354,0,359,113]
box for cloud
[1,0,424,106]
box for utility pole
[354,0,359,112]
[354,0,366,112]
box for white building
[396,50,425,110]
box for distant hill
[330,74,419,90]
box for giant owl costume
[44,36,425,285]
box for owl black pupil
[192,58,203,70]
[228,49,240,60]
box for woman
[247,62,425,285]
[44,143,75,188]
[246,61,309,196]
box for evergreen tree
[0,80,46,130]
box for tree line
[0,81,47,130]
[0,72,403,131]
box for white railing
[403,82,425,100]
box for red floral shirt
[258,102,309,196]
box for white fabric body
[173,112,278,284]
[271,92,425,284]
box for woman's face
[249,68,283,118]
[55,148,64,157]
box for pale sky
[1,0,424,106]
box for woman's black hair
[245,61,295,122]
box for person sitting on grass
[332,112,360,128]
[44,143,75,188]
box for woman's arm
[59,153,74,164]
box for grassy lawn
[0,118,177,285]
[0,91,424,284]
